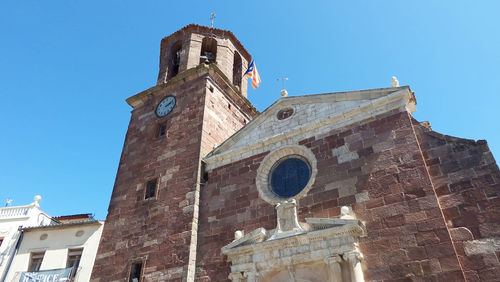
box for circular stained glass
[270,156,311,198]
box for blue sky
[1,1,499,219]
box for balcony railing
[0,205,32,219]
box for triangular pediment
[204,86,414,169]
[221,218,366,254]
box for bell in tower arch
[199,37,217,64]
[166,40,183,80]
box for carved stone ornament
[222,204,367,282]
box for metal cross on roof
[277,77,288,89]
[210,12,216,28]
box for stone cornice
[221,219,366,273]
[222,219,365,255]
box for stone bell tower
[91,24,258,282]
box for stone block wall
[197,110,467,281]
[200,80,252,157]
[92,63,257,281]
[91,77,209,281]
[197,151,272,281]
[414,122,500,281]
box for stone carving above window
[276,107,294,120]
[222,203,367,282]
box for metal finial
[210,12,216,28]
[277,77,289,97]
[391,76,399,87]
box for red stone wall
[197,151,272,281]
[91,77,209,281]
[200,81,251,157]
[414,122,500,281]
[92,65,256,281]
[196,110,466,281]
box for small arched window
[200,37,217,64]
[232,52,242,88]
[167,40,182,79]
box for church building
[90,24,500,282]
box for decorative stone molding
[324,255,343,282]
[344,248,365,282]
[244,271,260,282]
[255,145,317,205]
[228,272,244,282]
[276,107,295,120]
[222,207,367,282]
[268,200,304,240]
[340,206,356,220]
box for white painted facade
[4,221,104,282]
[0,196,52,281]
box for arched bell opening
[167,40,183,80]
[232,52,242,89]
[200,37,217,64]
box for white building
[0,196,52,281]
[0,197,104,282]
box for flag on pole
[243,60,261,89]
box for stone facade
[91,24,500,281]
[198,89,478,281]
[91,25,257,282]
[415,123,500,281]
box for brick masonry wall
[414,121,500,281]
[197,110,467,281]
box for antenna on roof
[277,77,289,97]
[5,198,12,207]
[210,12,216,28]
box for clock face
[156,96,176,117]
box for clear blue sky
[1,1,499,220]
